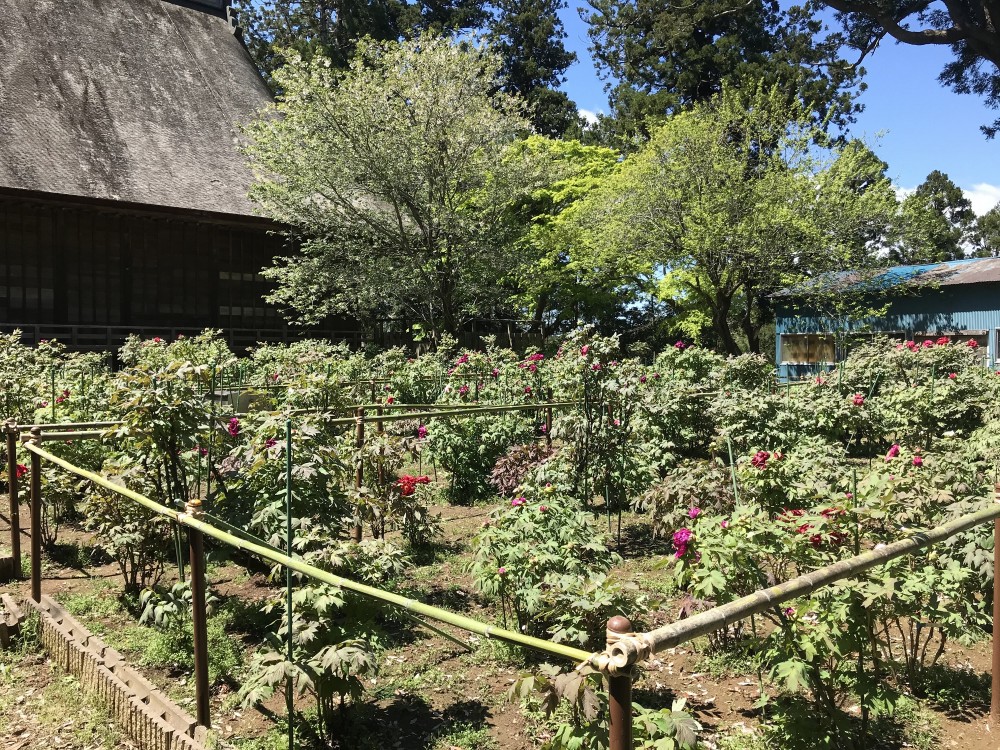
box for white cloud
[893,182,1000,215]
[964,183,1000,215]
[578,108,601,126]
[894,185,915,202]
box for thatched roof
[0,0,271,217]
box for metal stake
[28,428,42,602]
[6,421,21,577]
[992,500,1000,725]
[285,420,295,750]
[353,408,365,542]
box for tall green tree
[890,171,975,264]
[232,0,486,85]
[488,0,579,136]
[573,83,896,354]
[242,35,534,340]
[820,0,1000,136]
[581,0,864,140]
[973,204,1000,257]
[502,136,623,331]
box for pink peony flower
[688,507,701,519]
[459,385,470,396]
[922,340,934,348]
[967,338,980,349]
[639,375,647,384]
[591,363,602,371]
[524,386,533,395]
[580,345,590,356]
[265,438,277,449]
[751,450,770,469]
[948,372,957,379]
[539,505,548,512]
[852,393,865,406]
[511,496,527,507]
[417,424,428,440]
[498,567,507,576]
[672,527,692,557]
[936,336,951,346]
[912,455,923,467]
[885,444,900,460]
[228,417,240,438]
[720,519,729,529]
[491,368,500,378]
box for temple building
[0,0,354,351]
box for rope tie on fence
[585,628,653,676]
[2,419,16,436]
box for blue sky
[556,1,1000,214]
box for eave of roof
[0,0,272,217]
[774,257,1000,298]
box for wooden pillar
[607,615,634,750]
[186,499,211,729]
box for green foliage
[583,0,862,141]
[511,665,701,749]
[239,582,377,741]
[575,83,896,354]
[243,34,535,339]
[470,491,640,647]
[488,0,577,137]
[890,170,975,263]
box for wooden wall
[0,192,358,350]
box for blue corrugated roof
[775,257,1000,297]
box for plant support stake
[285,419,295,750]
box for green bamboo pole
[25,442,594,665]
[596,501,1000,673]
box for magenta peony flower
[720,519,729,529]
[265,438,277,449]
[912,455,923,467]
[688,507,701,519]
[640,375,647,384]
[511,496,527,507]
[228,417,240,438]
[539,505,548,512]
[498,567,507,576]
[417,424,428,440]
[852,393,865,406]
[885,444,900,460]
[675,341,686,349]
[591,362,602,371]
[751,450,770,469]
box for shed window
[780,334,835,364]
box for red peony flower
[15,463,27,479]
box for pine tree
[488,0,578,137]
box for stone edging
[21,594,211,750]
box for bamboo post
[607,616,634,750]
[28,428,42,602]
[6,421,21,578]
[353,408,365,542]
[186,498,211,729]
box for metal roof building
[774,258,1000,380]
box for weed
[431,721,498,750]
